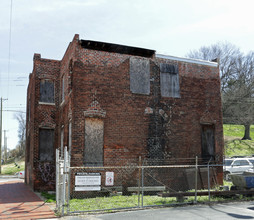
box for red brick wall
[26,54,61,190]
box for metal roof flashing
[156,54,218,67]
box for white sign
[75,173,101,191]
[105,172,114,186]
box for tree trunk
[242,124,252,140]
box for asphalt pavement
[54,201,254,220]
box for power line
[7,0,13,100]
[4,0,14,146]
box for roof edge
[80,39,155,58]
[156,54,218,67]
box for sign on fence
[75,173,101,191]
[105,172,114,186]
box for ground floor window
[39,128,54,161]
[84,118,104,166]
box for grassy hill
[1,157,25,175]
[224,124,254,157]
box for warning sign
[105,172,114,186]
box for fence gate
[56,146,70,216]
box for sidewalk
[0,179,56,219]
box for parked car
[16,171,25,179]
[223,158,253,180]
[247,158,254,166]
[223,158,234,170]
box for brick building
[25,34,224,191]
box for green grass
[1,158,25,175]
[223,124,254,139]
[41,192,56,203]
[69,195,179,212]
[224,124,254,157]
[67,191,254,212]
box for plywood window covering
[130,57,150,95]
[160,63,180,98]
[84,118,104,166]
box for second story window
[160,63,180,98]
[130,57,150,95]
[40,79,54,103]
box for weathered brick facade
[25,34,224,191]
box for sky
[1,0,254,150]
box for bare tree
[187,43,254,140]
[14,112,26,156]
[223,52,254,139]
[187,42,241,93]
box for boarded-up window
[40,80,54,103]
[130,57,150,95]
[201,125,215,162]
[39,129,54,161]
[160,63,180,98]
[84,118,104,166]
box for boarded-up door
[201,125,215,162]
[84,118,104,166]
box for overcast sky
[1,0,254,150]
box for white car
[223,158,234,171]
[224,158,253,180]
[17,171,25,179]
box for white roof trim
[156,54,218,67]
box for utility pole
[0,98,2,173]
[4,130,7,163]
[0,98,7,174]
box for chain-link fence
[56,147,223,216]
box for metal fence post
[67,149,71,214]
[141,167,144,208]
[208,158,212,203]
[56,148,59,212]
[138,156,141,208]
[195,156,198,203]
[62,146,68,216]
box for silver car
[224,158,253,180]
